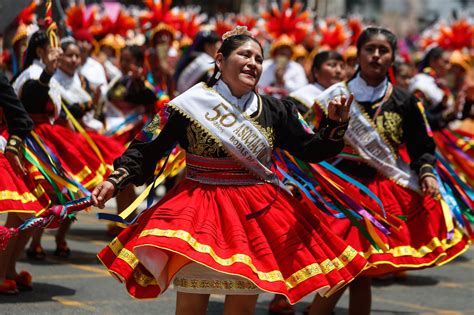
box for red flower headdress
[175,7,206,47]
[235,14,257,32]
[14,0,38,25]
[347,17,363,46]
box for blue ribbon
[436,152,474,201]
[276,164,346,218]
[274,152,360,219]
[320,161,386,218]
[435,170,466,229]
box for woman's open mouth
[242,69,256,78]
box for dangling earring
[214,70,221,80]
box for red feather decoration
[261,0,311,44]
[176,9,203,40]
[93,11,136,38]
[236,14,257,31]
[140,0,178,32]
[65,4,97,35]
[437,19,473,50]
[14,1,37,25]
[214,15,234,37]
[318,18,349,50]
[347,17,363,46]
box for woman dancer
[12,30,106,259]
[309,27,470,315]
[289,50,346,116]
[0,74,50,294]
[92,27,367,314]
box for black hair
[174,31,220,82]
[417,46,445,71]
[392,59,411,75]
[311,50,343,74]
[356,27,397,61]
[23,30,49,73]
[207,34,263,87]
[121,45,145,66]
[10,30,49,83]
[60,37,78,52]
[195,31,220,53]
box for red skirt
[325,173,470,277]
[32,123,109,190]
[86,131,126,165]
[0,154,51,215]
[98,155,367,303]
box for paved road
[1,207,473,315]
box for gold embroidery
[173,277,258,290]
[133,266,158,287]
[285,247,358,288]
[0,184,50,215]
[355,102,397,157]
[376,112,403,145]
[108,238,158,287]
[138,228,361,289]
[108,83,127,101]
[108,238,139,269]
[143,115,161,133]
[244,114,275,148]
[361,227,466,259]
[186,123,227,157]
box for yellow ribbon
[118,150,186,221]
[440,198,455,236]
[31,131,60,170]
[364,216,389,252]
[45,0,59,49]
[61,102,106,165]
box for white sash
[289,83,324,109]
[177,53,214,93]
[315,82,420,191]
[168,82,281,186]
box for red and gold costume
[98,80,367,303]
[312,77,471,277]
